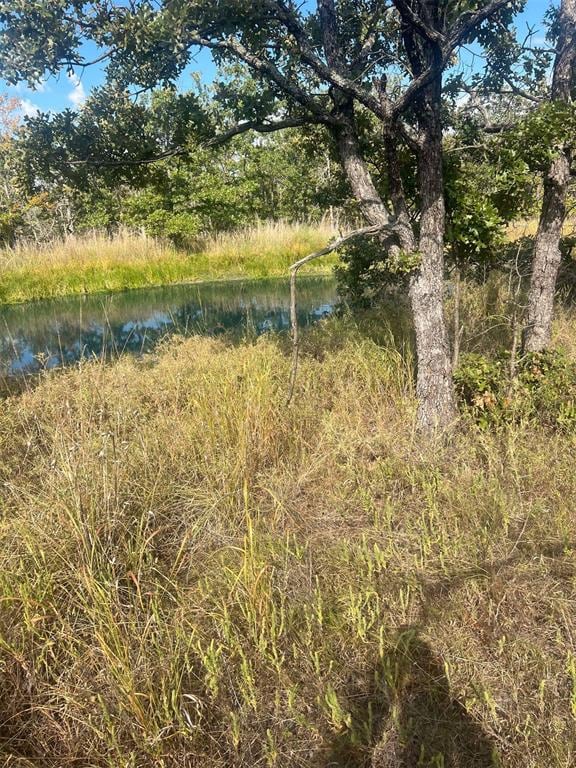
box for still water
[0,276,337,377]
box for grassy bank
[1,309,575,766]
[0,221,336,305]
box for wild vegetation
[0,0,575,765]
[0,222,335,304]
[1,289,576,766]
[1,0,574,428]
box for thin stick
[287,223,389,403]
[452,265,463,370]
[507,237,527,394]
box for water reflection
[0,276,337,376]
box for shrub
[454,349,576,430]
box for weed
[0,221,336,305]
[0,314,575,766]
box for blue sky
[3,0,553,118]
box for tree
[522,0,576,352]
[11,83,347,239]
[0,0,526,431]
[0,93,27,245]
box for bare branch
[501,74,543,104]
[205,115,324,146]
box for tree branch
[501,74,542,104]
[391,0,516,118]
[188,34,339,123]
[393,0,445,45]
[205,115,324,146]
[391,53,446,118]
[259,0,389,119]
[67,146,186,166]
[450,0,515,47]
[351,5,389,71]
[65,116,322,167]
[397,120,422,152]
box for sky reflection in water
[0,276,337,376]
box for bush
[454,349,576,430]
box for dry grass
[506,218,576,241]
[0,309,575,767]
[0,229,173,271]
[0,221,337,304]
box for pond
[0,275,337,377]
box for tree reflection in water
[0,276,336,376]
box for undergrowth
[455,349,576,430]
[0,313,575,766]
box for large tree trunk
[410,74,457,431]
[333,107,456,431]
[523,0,576,353]
[322,0,456,432]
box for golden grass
[506,217,576,241]
[0,221,337,305]
[0,310,575,766]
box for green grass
[0,221,337,305]
[1,304,576,766]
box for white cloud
[20,98,39,117]
[15,80,48,94]
[67,72,86,107]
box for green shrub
[454,349,576,430]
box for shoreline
[0,262,335,308]
[0,223,337,306]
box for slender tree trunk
[523,152,572,352]
[523,0,576,352]
[452,265,462,370]
[410,95,457,430]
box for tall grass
[1,311,575,766]
[0,221,337,305]
[506,217,576,241]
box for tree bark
[523,153,572,352]
[332,109,456,430]
[452,265,462,370]
[333,117,393,228]
[321,0,457,432]
[410,73,457,431]
[523,0,576,353]
[399,3,457,431]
